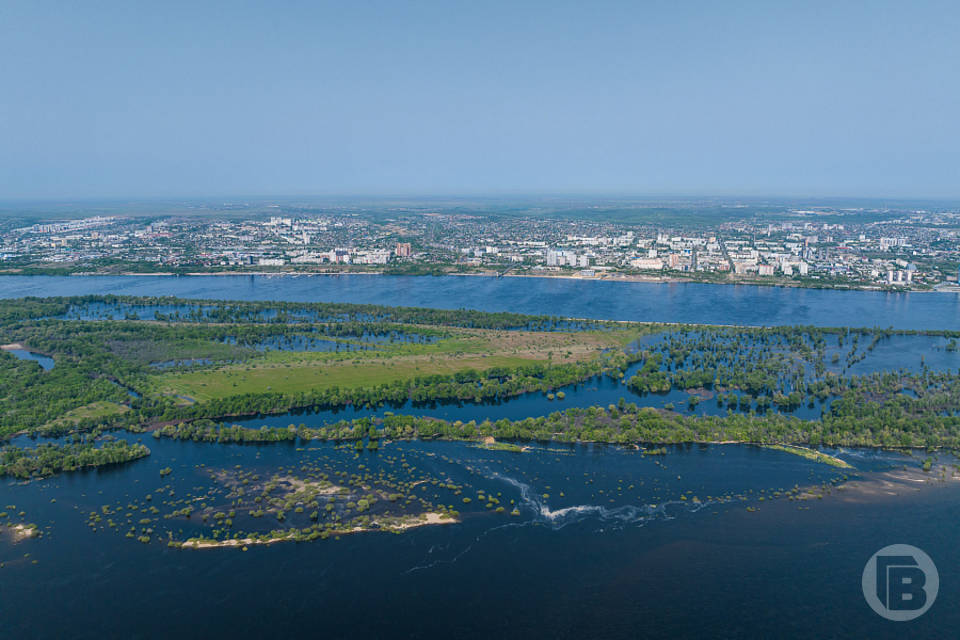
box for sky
[1,0,959,200]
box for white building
[546,249,582,267]
[630,257,664,270]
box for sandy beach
[182,512,457,549]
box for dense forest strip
[156,401,960,450]
[0,440,150,479]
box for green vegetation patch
[44,401,130,430]
[0,440,150,480]
[762,444,853,469]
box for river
[1,274,958,329]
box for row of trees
[0,440,150,479]
[154,401,960,450]
[30,294,618,331]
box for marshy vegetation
[3,295,960,467]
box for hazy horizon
[3,1,959,200]
[2,193,958,209]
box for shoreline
[761,444,853,468]
[0,268,953,293]
[149,422,938,462]
[131,270,956,293]
[0,343,53,357]
[830,464,960,505]
[181,512,458,550]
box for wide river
[2,275,960,639]
[0,273,959,329]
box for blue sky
[1,0,958,199]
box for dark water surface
[1,438,957,640]
[1,274,959,329]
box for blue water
[1,436,956,639]
[830,334,960,376]
[1,274,958,329]
[213,365,830,430]
[4,348,55,370]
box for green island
[0,440,150,480]
[760,444,853,469]
[475,439,527,453]
[1,295,959,455]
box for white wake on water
[490,472,711,530]
[403,467,717,574]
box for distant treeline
[19,294,615,331]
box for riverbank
[130,268,947,293]
[2,274,957,331]
[761,444,853,469]
[1,265,949,293]
[181,512,458,549]
[0,343,54,357]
